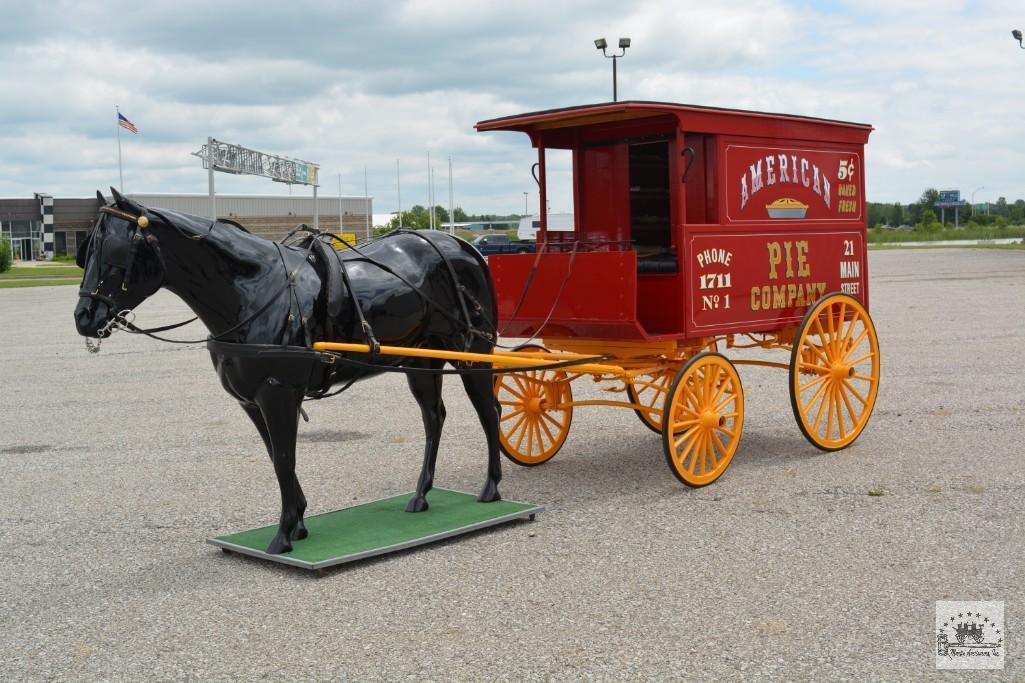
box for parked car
[470,233,535,255]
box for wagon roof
[475,100,873,138]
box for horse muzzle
[74,295,111,338]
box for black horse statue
[74,188,502,554]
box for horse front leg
[405,360,446,513]
[252,378,306,554]
[461,368,502,502]
[240,402,307,542]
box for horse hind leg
[240,402,308,542]
[405,359,446,513]
[252,378,306,554]
[460,367,502,503]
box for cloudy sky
[1,0,1022,217]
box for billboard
[935,189,966,208]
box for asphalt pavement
[1,248,1023,681]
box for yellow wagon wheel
[661,353,744,487]
[494,345,573,466]
[626,369,675,434]
[789,293,880,451]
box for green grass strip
[0,266,83,278]
[0,278,80,288]
[868,243,1025,251]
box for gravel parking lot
[1,248,1023,681]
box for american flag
[118,112,138,134]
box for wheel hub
[830,363,854,381]
[699,411,723,430]
[525,396,544,414]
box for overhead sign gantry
[193,138,321,227]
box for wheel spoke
[500,380,525,401]
[805,342,830,365]
[708,370,730,407]
[512,375,530,397]
[838,382,859,428]
[800,374,828,392]
[826,305,839,358]
[676,428,700,470]
[840,328,869,361]
[533,419,547,452]
[672,425,700,451]
[541,410,565,430]
[852,374,875,382]
[836,302,847,354]
[500,406,524,421]
[689,432,706,474]
[513,415,530,452]
[813,319,833,361]
[537,412,557,444]
[842,378,868,406]
[838,306,857,355]
[801,379,831,418]
[832,385,846,439]
[714,392,737,413]
[825,383,836,439]
[800,363,831,375]
[711,431,729,465]
[505,411,527,436]
[812,383,831,431]
[846,351,876,367]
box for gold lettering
[767,242,782,280]
[796,241,810,277]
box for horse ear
[110,186,124,206]
[96,190,106,205]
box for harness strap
[396,229,480,350]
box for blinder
[79,206,163,301]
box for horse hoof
[477,482,501,503]
[290,524,308,541]
[265,535,293,555]
[405,496,429,513]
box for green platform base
[208,489,542,571]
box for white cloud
[0,0,1022,211]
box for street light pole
[523,191,528,215]
[594,37,631,101]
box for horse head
[74,188,166,338]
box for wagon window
[629,141,676,274]
[629,141,671,249]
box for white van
[516,213,574,241]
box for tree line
[868,188,1025,229]
[383,205,523,231]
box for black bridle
[78,205,302,350]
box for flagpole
[116,105,124,192]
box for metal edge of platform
[207,491,543,571]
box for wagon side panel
[683,136,867,336]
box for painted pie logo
[765,197,808,220]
